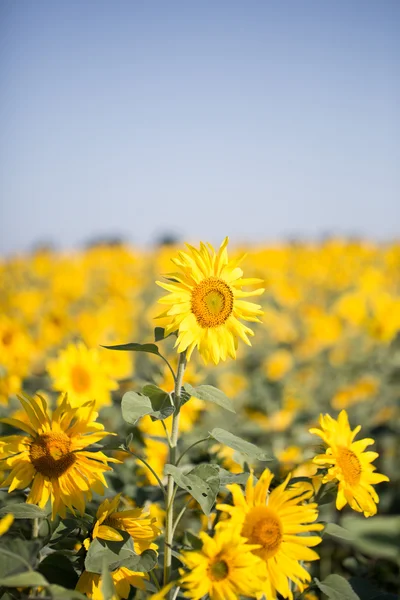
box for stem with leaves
[163,350,187,594]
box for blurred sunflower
[156,237,264,364]
[0,393,118,519]
[179,526,266,599]
[47,342,118,408]
[310,410,389,517]
[217,469,323,599]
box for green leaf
[102,342,160,355]
[47,585,87,600]
[121,391,154,425]
[38,553,78,588]
[142,384,174,421]
[154,327,175,342]
[0,503,47,519]
[217,468,252,487]
[0,571,49,588]
[210,428,273,461]
[0,540,40,578]
[324,522,354,542]
[349,577,399,600]
[341,515,400,561]
[164,464,220,515]
[184,531,203,550]
[101,557,117,600]
[315,575,360,600]
[184,384,235,413]
[85,538,158,575]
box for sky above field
[0,1,399,254]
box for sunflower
[0,514,14,536]
[47,342,118,409]
[88,493,160,553]
[76,569,146,600]
[77,494,159,599]
[217,469,323,600]
[156,237,264,364]
[0,393,118,519]
[309,410,389,517]
[179,526,266,600]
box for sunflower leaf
[85,537,158,574]
[0,504,47,519]
[324,522,354,542]
[0,571,49,588]
[209,428,273,461]
[164,464,220,515]
[315,575,360,600]
[102,342,160,355]
[121,392,154,425]
[183,384,235,413]
[47,586,87,600]
[142,384,175,421]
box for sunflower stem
[176,436,211,466]
[164,350,186,595]
[32,517,40,539]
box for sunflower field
[0,238,399,600]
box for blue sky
[1,1,399,253]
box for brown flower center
[71,365,91,393]
[336,446,362,485]
[30,432,76,478]
[209,559,229,581]
[242,507,283,559]
[191,277,234,328]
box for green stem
[149,569,161,591]
[163,350,187,594]
[172,500,191,537]
[176,436,211,466]
[159,354,177,384]
[32,518,39,539]
[126,450,167,498]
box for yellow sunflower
[47,342,118,409]
[309,410,389,517]
[0,514,14,536]
[156,237,264,364]
[77,494,159,599]
[217,469,323,600]
[0,393,118,519]
[88,493,160,553]
[179,526,266,600]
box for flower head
[217,469,323,599]
[0,393,118,519]
[179,526,266,599]
[47,342,118,409]
[90,493,160,553]
[310,409,389,517]
[156,237,264,364]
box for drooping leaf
[38,553,78,588]
[217,468,252,487]
[164,464,220,515]
[0,571,49,588]
[210,428,273,461]
[154,328,175,342]
[85,537,157,575]
[0,504,47,519]
[184,531,204,550]
[324,522,354,542]
[184,384,235,413]
[102,342,160,355]
[341,515,400,561]
[121,391,154,425]
[315,575,360,600]
[142,384,174,420]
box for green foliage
[341,515,400,561]
[315,574,360,600]
[164,464,220,515]
[209,428,273,461]
[0,571,49,588]
[85,536,158,574]
[0,503,47,519]
[183,383,236,413]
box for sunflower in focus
[88,493,160,553]
[0,393,118,519]
[47,342,118,408]
[310,410,389,517]
[179,526,266,599]
[156,237,264,364]
[217,469,323,599]
[77,494,159,599]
